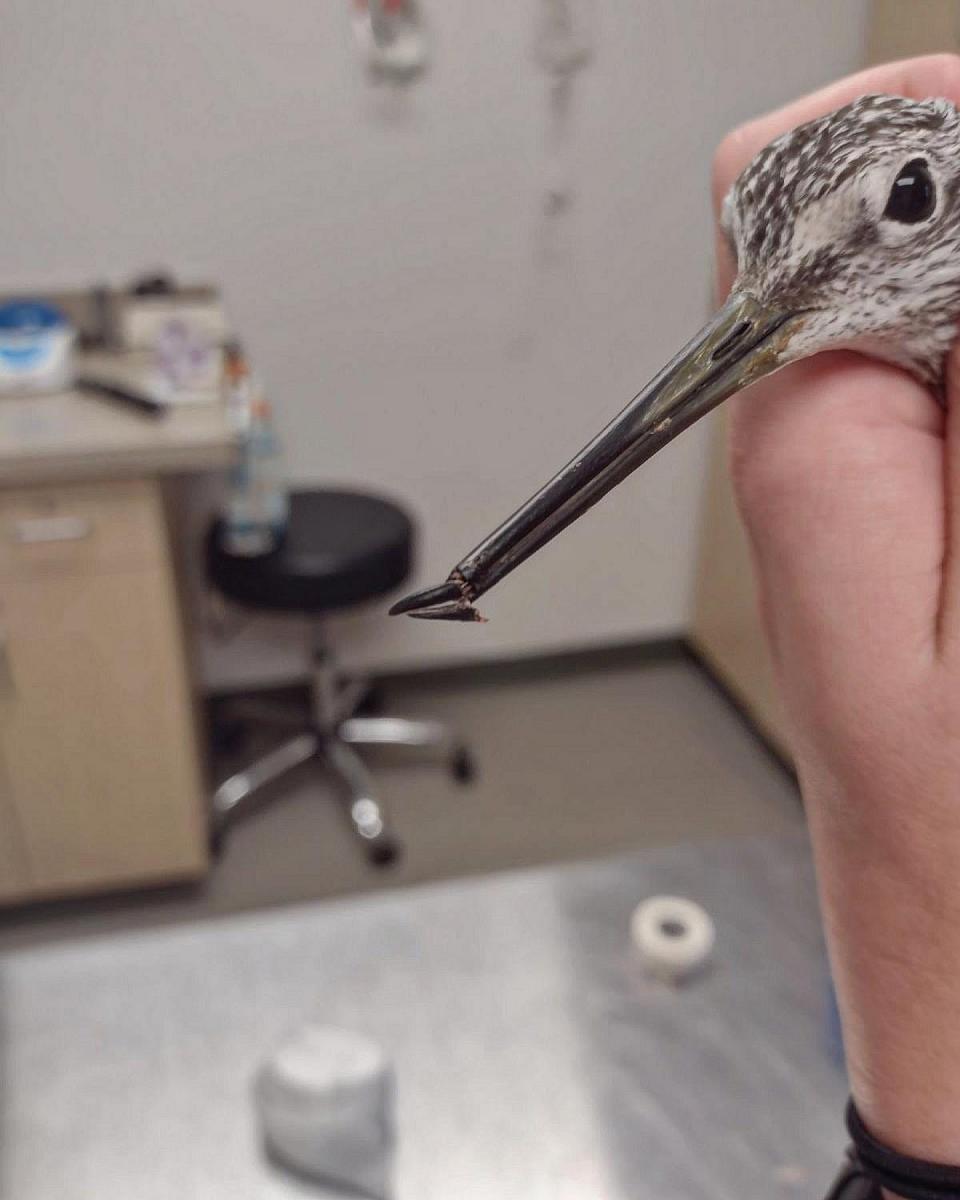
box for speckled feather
[722,94,960,386]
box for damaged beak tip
[388,580,462,617]
[388,292,800,623]
[408,603,486,623]
[388,577,485,621]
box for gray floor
[0,648,802,951]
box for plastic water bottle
[223,341,254,434]
[223,394,289,556]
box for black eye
[884,158,936,224]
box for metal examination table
[0,832,846,1199]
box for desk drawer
[0,477,207,900]
[0,480,163,578]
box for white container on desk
[0,300,75,395]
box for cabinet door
[0,481,207,897]
[867,1,960,66]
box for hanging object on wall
[531,0,596,225]
[352,0,429,86]
[509,0,597,358]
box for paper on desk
[76,349,224,407]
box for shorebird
[391,94,960,622]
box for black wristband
[824,1150,882,1200]
[847,1099,960,1200]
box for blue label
[0,300,68,334]
[0,342,53,370]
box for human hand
[712,55,960,1163]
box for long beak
[390,292,802,621]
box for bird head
[392,94,960,621]
[723,93,960,385]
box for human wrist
[801,767,960,1169]
[797,743,960,863]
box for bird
[390,93,960,622]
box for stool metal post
[310,625,341,732]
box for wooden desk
[0,384,237,904]
[0,385,236,485]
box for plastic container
[0,300,75,394]
[255,1024,395,1198]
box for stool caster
[452,747,477,784]
[367,836,403,868]
[209,714,250,755]
[353,684,386,717]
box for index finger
[712,53,960,211]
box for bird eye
[883,158,936,224]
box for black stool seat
[208,489,414,613]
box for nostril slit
[711,320,752,360]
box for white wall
[0,1,868,685]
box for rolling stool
[207,490,475,866]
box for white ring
[630,895,715,983]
